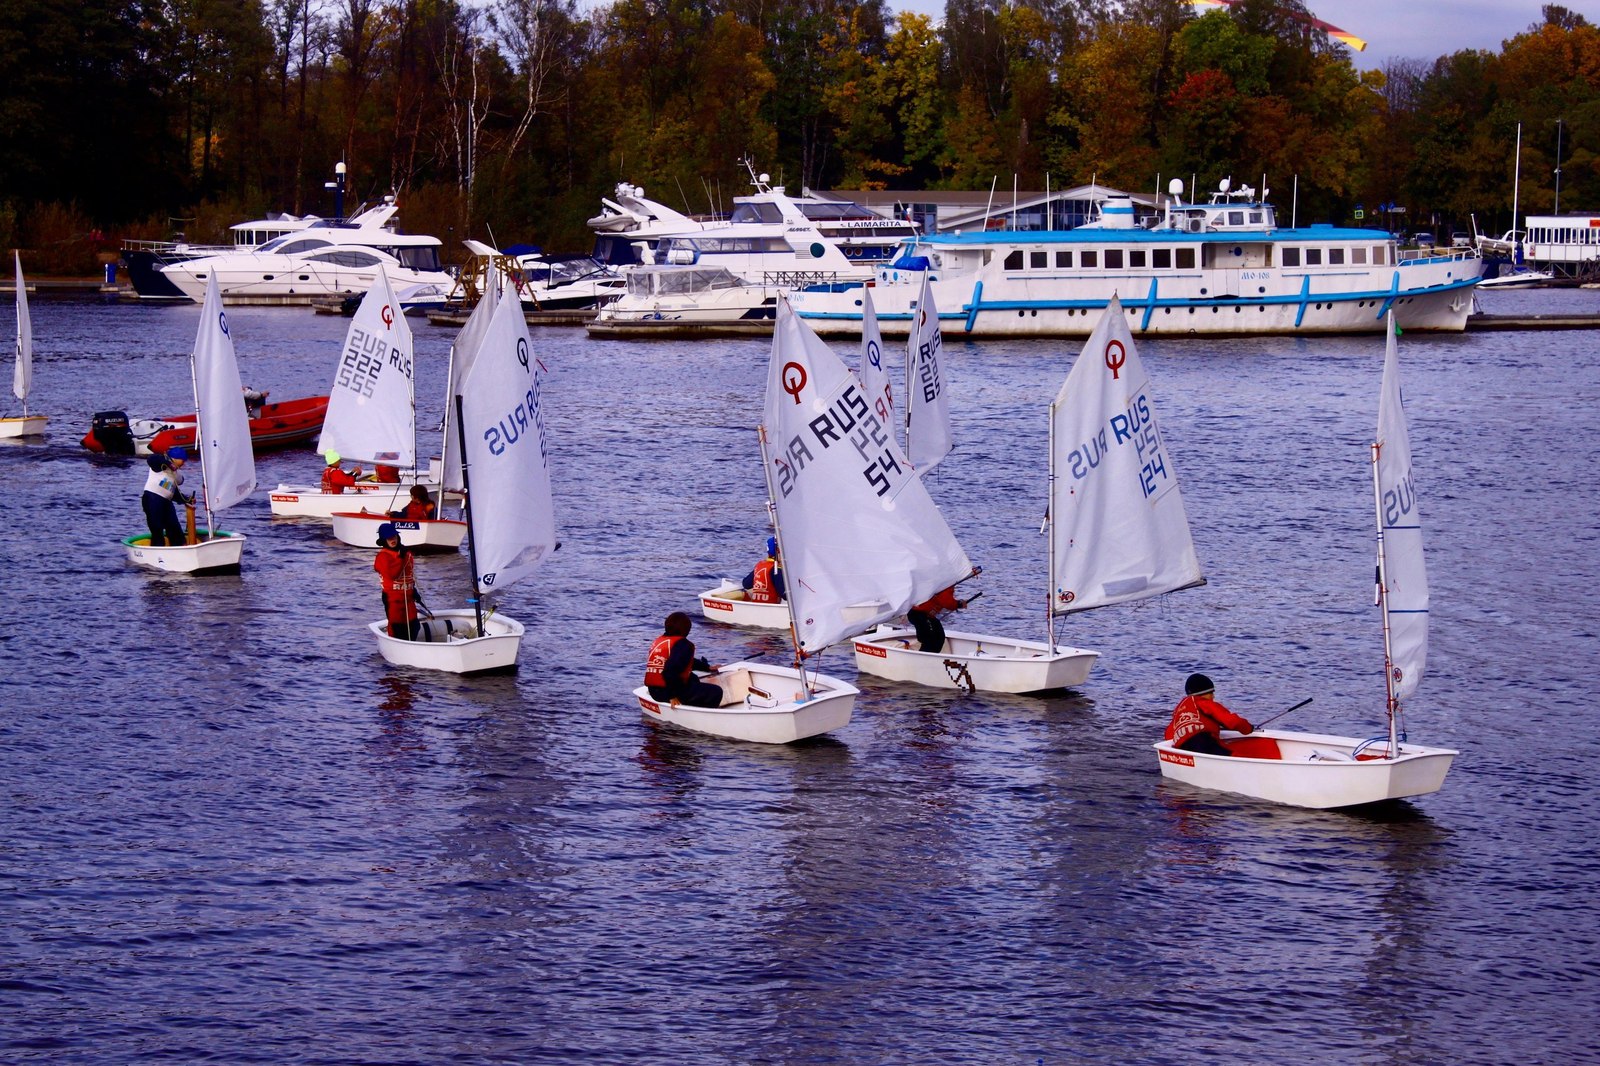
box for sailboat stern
[122,531,247,575]
[853,626,1099,693]
[634,661,856,743]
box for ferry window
[1056,250,1073,268]
[1175,248,1194,269]
[1305,248,1322,265]
[1081,250,1099,268]
[1282,247,1301,267]
[1153,249,1171,268]
[1329,248,1345,265]
[1229,211,1245,226]
[1249,211,1263,225]
[1129,250,1146,268]
[1030,251,1048,269]
[1104,249,1123,269]
[1373,245,1387,264]
[1352,247,1367,264]
[1005,250,1024,270]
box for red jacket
[398,499,435,521]
[912,586,961,615]
[322,466,359,494]
[374,546,418,628]
[645,634,686,688]
[1165,694,1253,748]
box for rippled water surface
[3,288,1599,1063]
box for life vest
[1165,694,1249,747]
[644,634,685,688]
[913,586,960,615]
[321,466,357,494]
[143,465,182,500]
[747,559,781,604]
[400,499,435,522]
[374,547,418,625]
[374,464,401,483]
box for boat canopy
[624,266,750,297]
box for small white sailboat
[369,282,556,673]
[637,298,971,742]
[1153,314,1458,808]
[857,297,1202,691]
[123,274,255,574]
[2,252,46,438]
[271,272,448,522]
[698,287,897,631]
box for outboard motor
[88,410,135,455]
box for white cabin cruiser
[588,165,912,280]
[792,178,1479,337]
[159,199,452,305]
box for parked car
[1412,232,1437,248]
[1451,231,1472,248]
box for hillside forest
[1,0,1595,273]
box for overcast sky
[886,0,1554,71]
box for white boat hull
[367,609,523,673]
[331,510,466,552]
[0,415,46,438]
[1153,729,1458,808]
[633,661,856,743]
[853,626,1099,692]
[122,531,246,574]
[269,477,447,518]
[698,581,791,629]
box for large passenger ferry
[791,179,1480,337]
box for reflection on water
[1,292,1597,1061]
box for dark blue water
[3,286,1598,1063]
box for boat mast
[454,393,486,634]
[756,420,810,688]
[1371,424,1400,760]
[188,340,216,542]
[1045,393,1057,655]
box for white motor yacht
[159,198,453,305]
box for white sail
[858,286,895,436]
[13,252,31,405]
[1050,296,1201,615]
[317,271,416,467]
[764,299,970,653]
[192,275,257,513]
[906,270,952,473]
[441,273,501,492]
[1376,314,1428,699]
[459,290,556,594]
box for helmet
[324,449,341,465]
[1185,673,1215,696]
[766,536,778,556]
[167,446,188,461]
[377,522,398,543]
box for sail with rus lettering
[766,297,970,653]
[1050,295,1203,615]
[905,270,952,473]
[318,270,416,469]
[1152,312,1457,808]
[459,291,558,593]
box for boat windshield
[730,202,784,224]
